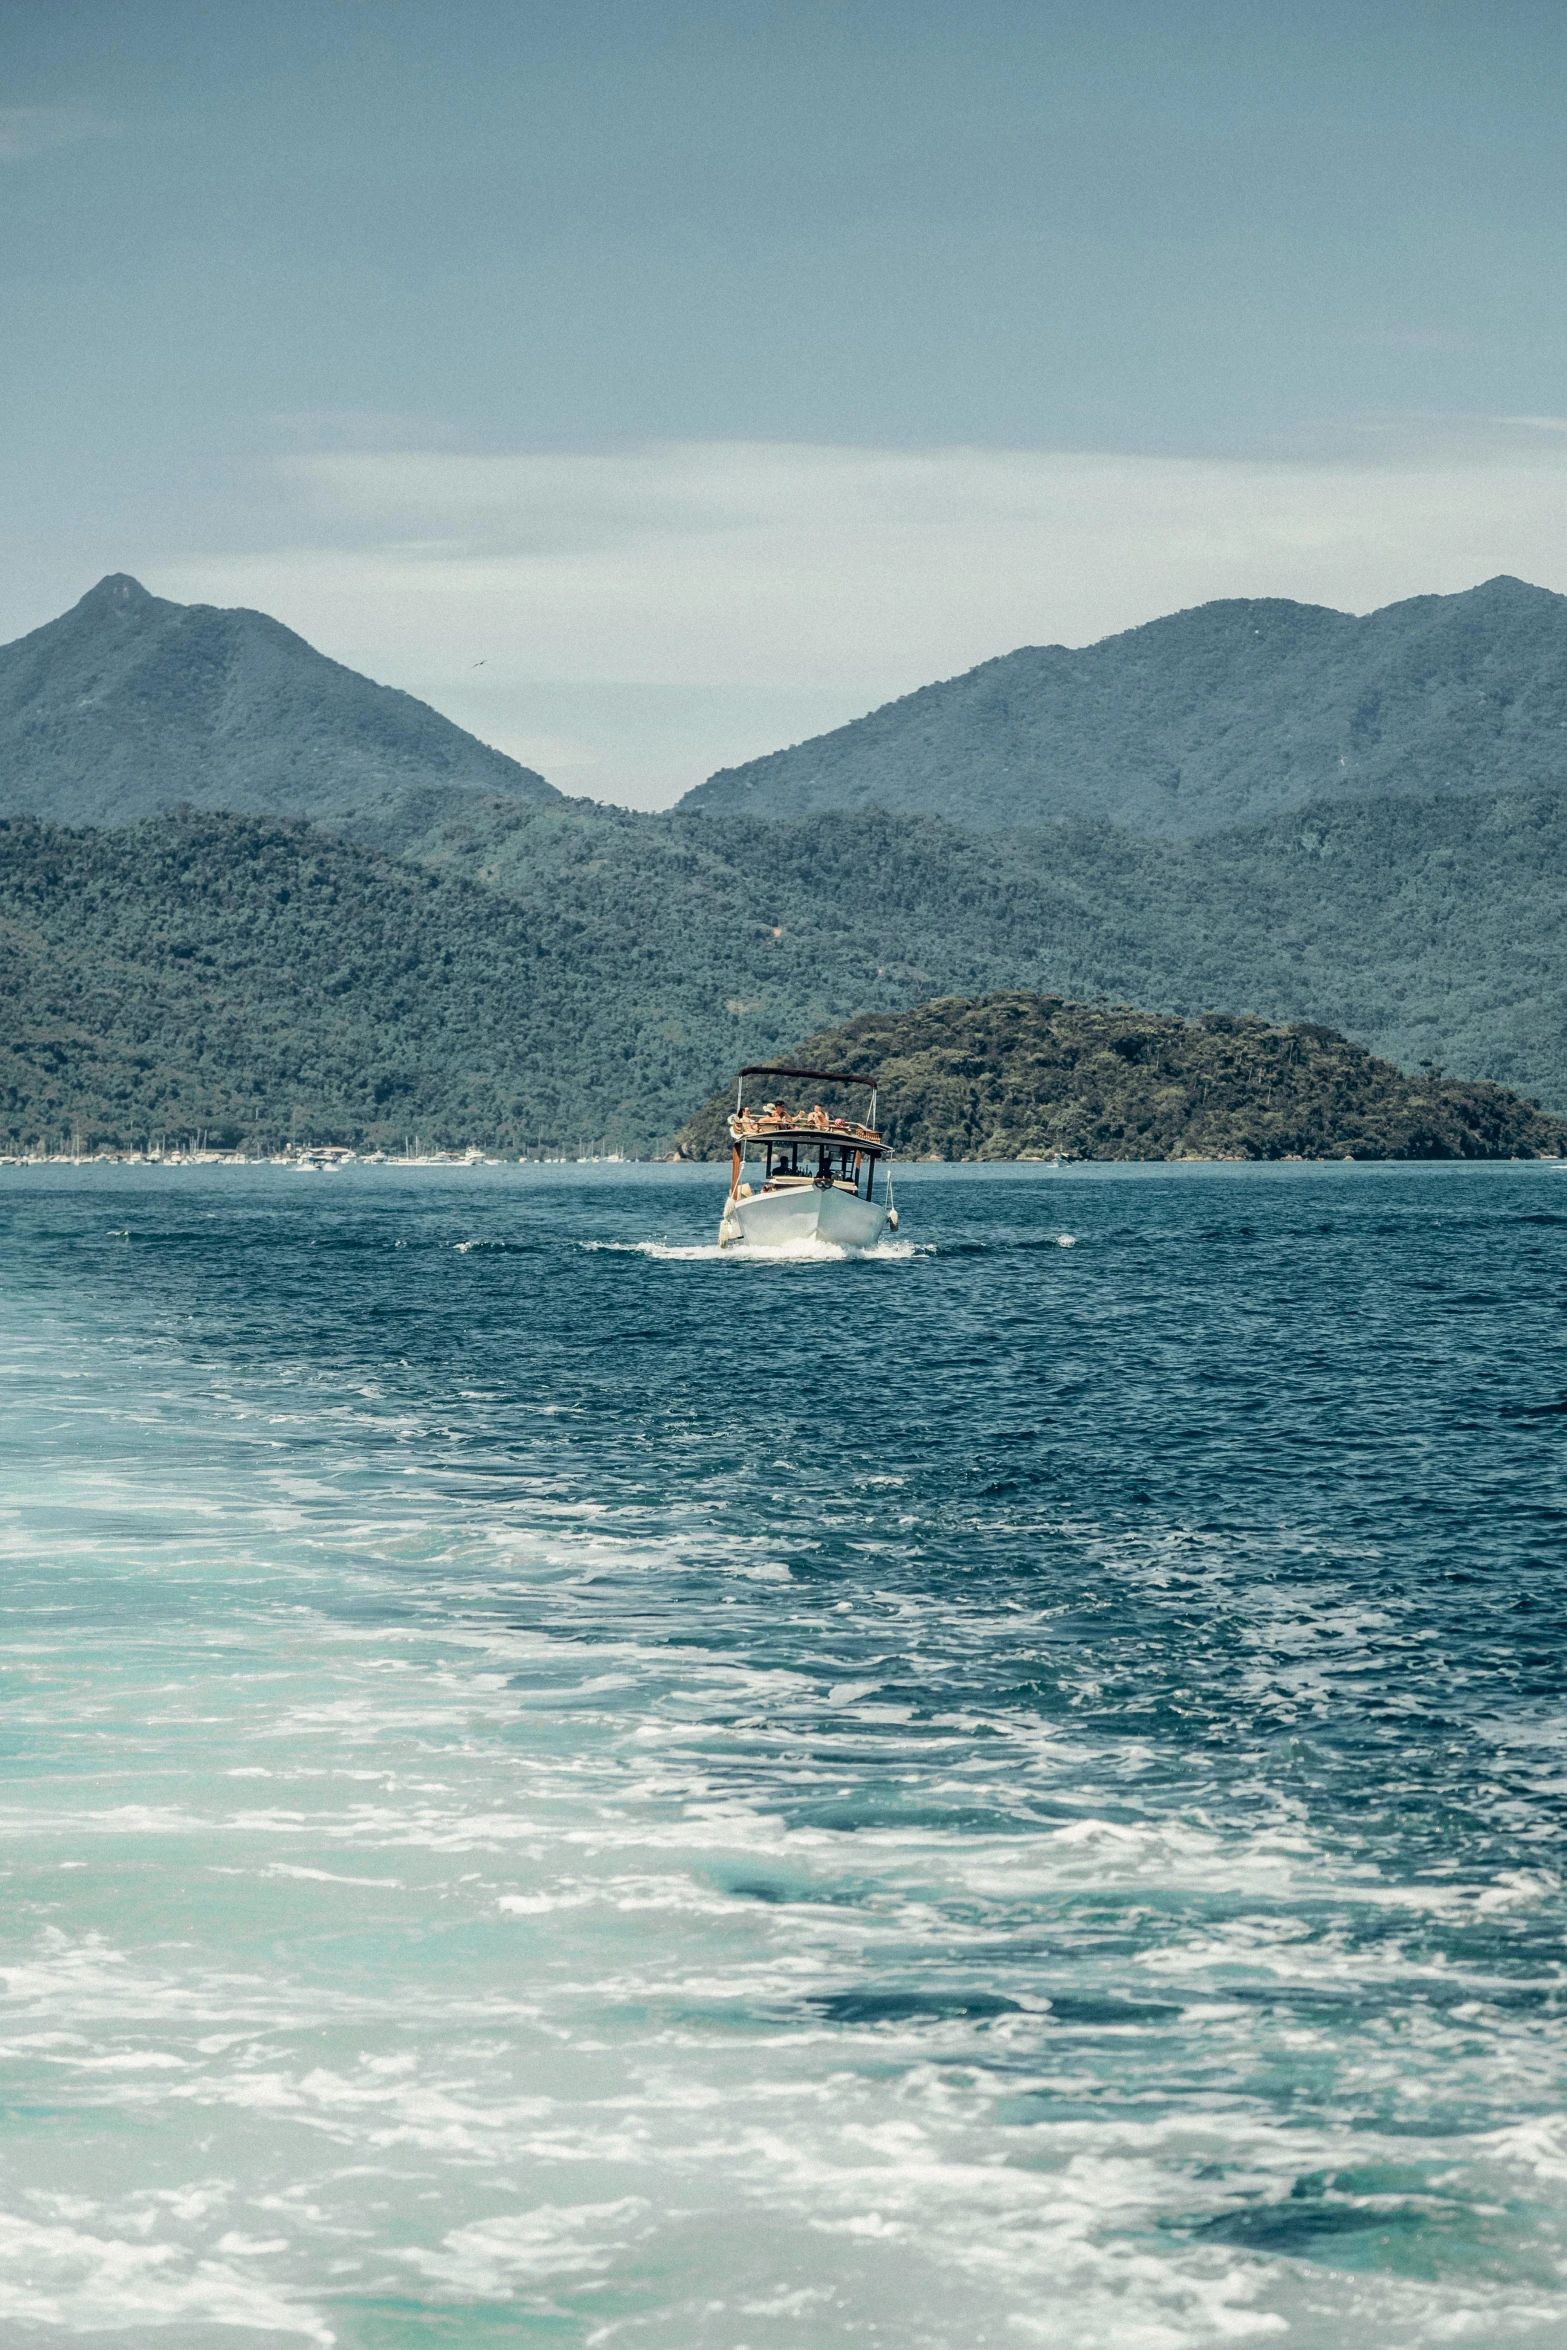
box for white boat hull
[719,1185,889,1250]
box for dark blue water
[1,1160,1564,2348]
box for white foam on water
[397,2196,653,2296]
[0,2208,334,2344]
[582,1235,927,1263]
[1,1287,1565,2346]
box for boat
[717,1065,897,1250]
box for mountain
[3,572,1565,1152]
[679,577,1567,836]
[368,779,1567,1112]
[0,574,560,828]
[0,811,626,1154]
[3,782,1565,1154]
[672,994,1567,1164]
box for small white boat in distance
[718,1064,897,1249]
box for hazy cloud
[0,106,118,162]
[155,436,1567,807]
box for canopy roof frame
[736,1064,876,1089]
[732,1063,884,1154]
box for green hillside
[2,778,1564,1154]
[368,780,1567,1111]
[3,572,1563,1158]
[672,995,1567,1164]
[0,576,559,830]
[0,813,649,1152]
[680,577,1567,836]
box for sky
[5,0,1567,805]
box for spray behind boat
[717,1064,897,1250]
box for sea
[1,1158,1565,2350]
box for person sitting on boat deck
[808,1105,830,1128]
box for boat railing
[728,1110,881,1147]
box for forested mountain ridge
[0,574,560,829]
[13,570,1567,849]
[680,576,1567,836]
[4,570,1566,1153]
[0,813,637,1152]
[3,782,1565,1152]
[673,995,1567,1164]
[366,779,1567,1111]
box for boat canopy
[736,1064,877,1089]
[730,1064,882,1150]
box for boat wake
[582,1236,928,1263]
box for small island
[674,992,1567,1164]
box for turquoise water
[2,1160,1565,2348]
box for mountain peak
[0,579,561,828]
[679,576,1567,837]
[77,573,162,613]
[1467,573,1560,603]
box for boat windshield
[759,1137,877,1191]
